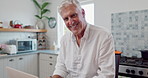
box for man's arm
[49,75,63,78]
[93,34,115,78]
[51,37,68,78]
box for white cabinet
[39,53,57,78]
[0,59,4,78]
[2,53,38,78]
[16,54,38,76]
[3,56,18,78]
[27,54,38,76]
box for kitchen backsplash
[0,32,36,44]
[111,9,148,57]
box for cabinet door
[40,54,57,62]
[6,57,18,69]
[17,55,28,72]
[29,54,38,76]
[39,53,57,78]
[40,60,56,78]
[40,60,56,73]
[0,59,4,78]
[17,54,38,76]
[3,54,39,78]
[4,57,18,78]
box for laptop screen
[6,67,38,78]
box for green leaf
[41,2,50,10]
[32,0,41,9]
[35,15,42,19]
[44,16,50,19]
[32,0,51,20]
[42,16,49,19]
[41,9,50,15]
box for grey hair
[58,0,82,14]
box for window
[81,3,94,25]
[57,2,94,47]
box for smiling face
[60,4,87,36]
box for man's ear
[82,9,85,18]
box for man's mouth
[69,23,78,29]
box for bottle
[52,41,57,50]
[0,21,3,28]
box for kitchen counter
[0,50,59,59]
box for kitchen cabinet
[26,54,38,76]
[39,53,57,78]
[2,53,38,78]
[0,59,4,78]
[3,56,17,78]
[16,54,38,76]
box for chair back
[115,51,122,78]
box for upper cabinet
[0,28,47,32]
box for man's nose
[68,18,74,25]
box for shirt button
[77,64,81,68]
[74,74,78,77]
[77,57,81,60]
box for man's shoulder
[89,24,111,34]
[88,24,113,40]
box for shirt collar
[71,23,90,42]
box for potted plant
[32,0,50,29]
[32,0,57,29]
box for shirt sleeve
[93,33,115,78]
[53,37,68,78]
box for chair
[115,51,122,78]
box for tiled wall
[0,32,36,44]
[111,9,148,57]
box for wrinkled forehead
[60,4,78,18]
[60,4,77,12]
[58,0,82,14]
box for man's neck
[75,25,87,47]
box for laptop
[6,67,38,78]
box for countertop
[0,50,59,59]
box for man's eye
[64,18,68,21]
[72,13,77,18]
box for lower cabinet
[2,53,38,78]
[0,59,4,78]
[0,52,58,78]
[39,53,57,78]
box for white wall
[1,0,148,47]
[0,0,58,48]
[94,0,148,30]
[0,0,37,27]
[48,0,148,46]
[0,0,37,44]
[45,0,61,46]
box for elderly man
[50,0,115,78]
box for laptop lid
[6,67,38,78]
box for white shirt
[53,24,115,78]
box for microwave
[16,39,37,52]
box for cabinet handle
[19,58,23,60]
[9,59,14,61]
[49,63,53,65]
[49,56,52,59]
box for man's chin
[71,30,78,35]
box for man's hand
[48,75,63,78]
[48,76,53,78]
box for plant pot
[35,19,45,29]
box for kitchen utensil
[140,50,148,60]
[10,20,22,28]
